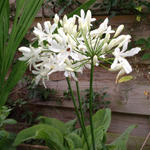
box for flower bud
[104,33,110,43]
[102,43,108,53]
[108,39,117,50]
[54,14,59,24]
[37,23,42,30]
[93,55,99,66]
[114,25,124,38]
[18,47,31,53]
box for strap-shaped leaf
[0,0,9,85]
[0,61,27,106]
[0,0,44,106]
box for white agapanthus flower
[18,9,141,86]
[18,46,42,70]
[77,9,96,33]
[111,42,141,80]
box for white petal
[122,42,128,53]
[19,57,28,61]
[37,23,42,30]
[51,23,57,33]
[100,18,108,29]
[70,53,79,61]
[44,21,51,33]
[113,47,120,57]
[54,14,59,24]
[122,47,141,57]
[111,58,119,70]
[19,47,30,53]
[120,58,132,74]
[80,9,85,19]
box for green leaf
[0,0,44,106]
[83,126,104,150]
[135,38,147,45]
[65,136,75,150]
[68,0,96,18]
[118,75,133,83]
[107,125,136,150]
[0,61,27,106]
[36,129,65,150]
[66,133,83,149]
[142,53,150,60]
[145,42,150,49]
[0,130,9,138]
[3,119,17,125]
[0,131,16,150]
[65,119,77,133]
[14,124,64,146]
[37,116,68,135]
[93,108,111,132]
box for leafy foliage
[0,106,17,150]
[106,125,136,150]
[0,130,16,150]
[135,37,150,60]
[68,0,96,18]
[82,88,110,112]
[93,0,150,17]
[0,106,17,128]
[14,109,135,150]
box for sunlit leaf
[118,75,133,83]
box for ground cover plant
[0,106,17,150]
[13,8,141,150]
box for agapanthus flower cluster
[19,9,141,87]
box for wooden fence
[9,0,150,149]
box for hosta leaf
[93,108,111,132]
[83,126,104,150]
[37,116,68,135]
[65,119,77,133]
[67,133,83,149]
[14,124,64,148]
[65,137,75,150]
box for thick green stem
[75,73,90,150]
[66,77,90,150]
[89,58,96,150]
